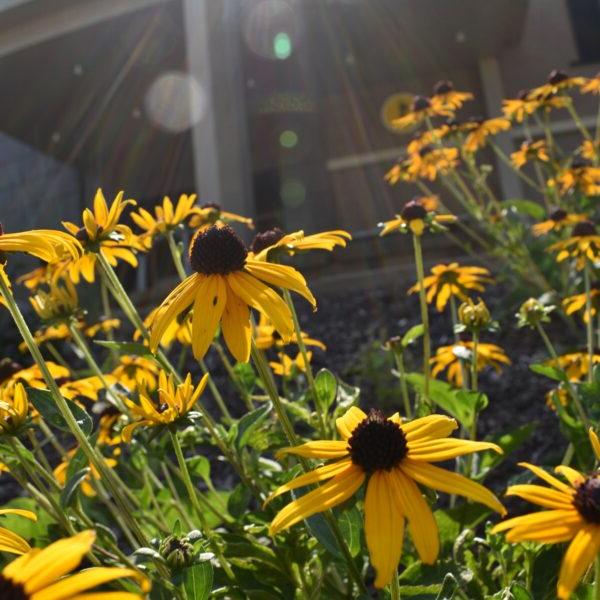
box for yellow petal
[590,428,600,461]
[335,406,367,439]
[191,275,226,360]
[555,465,586,488]
[505,485,574,510]
[407,439,502,462]
[276,441,349,460]
[221,280,251,362]
[400,415,458,442]
[557,524,600,599]
[518,462,574,494]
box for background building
[0,0,599,293]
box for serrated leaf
[27,387,93,436]
[314,369,337,412]
[60,468,90,508]
[236,402,272,449]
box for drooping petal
[220,280,251,362]
[269,465,364,535]
[557,524,600,599]
[400,415,458,442]
[554,465,586,488]
[505,485,575,510]
[191,275,226,360]
[364,471,405,589]
[276,441,349,460]
[518,462,574,494]
[335,406,367,439]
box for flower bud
[159,535,195,571]
[458,298,491,331]
[517,297,547,328]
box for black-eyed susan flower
[61,188,143,283]
[582,73,600,95]
[546,352,600,382]
[430,80,473,112]
[457,297,492,332]
[0,508,37,555]
[149,225,315,363]
[268,408,505,588]
[0,225,80,265]
[250,228,351,261]
[28,279,79,323]
[54,448,117,497]
[83,317,121,338]
[0,382,29,435]
[0,530,149,598]
[563,283,600,322]
[511,139,550,169]
[122,371,208,441]
[406,125,452,155]
[111,355,160,392]
[58,375,111,403]
[1,361,69,391]
[531,209,587,237]
[391,95,452,130]
[188,202,254,231]
[254,313,326,351]
[135,308,192,349]
[16,266,50,292]
[431,342,510,387]
[18,323,71,353]
[408,263,493,312]
[531,69,586,98]
[549,220,600,270]
[463,117,511,153]
[551,163,600,196]
[492,435,600,599]
[379,197,457,237]
[517,297,555,328]
[405,145,459,180]
[131,193,198,242]
[579,139,600,162]
[270,351,312,378]
[502,89,540,122]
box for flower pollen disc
[189,225,247,275]
[348,408,407,472]
[574,475,600,523]
[0,574,28,600]
[573,221,597,237]
[401,200,428,222]
[251,228,285,254]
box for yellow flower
[492,451,600,599]
[54,448,117,497]
[16,266,50,291]
[405,146,459,180]
[590,428,600,459]
[0,226,80,265]
[122,371,208,441]
[502,90,541,122]
[580,139,600,162]
[131,193,199,241]
[29,279,78,322]
[463,117,511,153]
[546,352,600,382]
[408,263,493,312]
[0,530,149,598]
[582,73,600,95]
[549,221,600,270]
[511,139,550,169]
[83,317,121,338]
[545,385,570,411]
[0,508,37,555]
[250,228,351,261]
[2,362,69,391]
[270,351,312,377]
[61,189,142,283]
[136,309,192,349]
[58,376,112,403]
[149,225,315,363]
[18,323,72,353]
[552,164,600,196]
[111,356,160,392]
[431,342,510,387]
[406,126,452,155]
[429,80,473,112]
[563,285,600,322]
[531,69,587,98]
[188,202,254,231]
[380,197,456,237]
[268,408,505,588]
[254,313,326,351]
[531,209,587,236]
[391,95,452,130]
[0,382,29,435]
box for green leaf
[337,506,362,557]
[94,340,153,357]
[502,199,545,220]
[227,483,252,518]
[478,423,535,478]
[236,402,272,449]
[402,324,425,348]
[60,468,91,508]
[405,374,486,429]
[187,455,211,484]
[233,362,257,394]
[314,369,337,412]
[529,363,567,382]
[27,387,93,436]
[305,513,342,559]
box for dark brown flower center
[348,409,407,472]
[548,69,568,85]
[412,95,431,112]
[573,221,597,237]
[250,228,285,254]
[188,225,247,275]
[549,208,568,222]
[574,475,600,523]
[0,360,23,385]
[433,80,454,95]
[0,575,28,600]
[401,200,428,222]
[517,89,531,100]
[418,145,434,157]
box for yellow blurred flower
[551,164,600,196]
[270,351,312,377]
[54,448,117,497]
[188,202,254,231]
[405,146,459,181]
[502,89,540,122]
[581,73,600,95]
[16,265,50,291]
[0,382,29,435]
[111,355,160,392]
[563,285,600,323]
[254,313,326,351]
[463,117,511,153]
[0,225,80,266]
[391,95,452,130]
[29,279,78,322]
[531,69,586,98]
[408,263,493,312]
[58,375,112,403]
[580,139,600,162]
[380,197,456,237]
[430,80,473,112]
[136,308,192,349]
[546,352,600,382]
[531,209,587,237]
[511,139,550,169]
[431,341,510,387]
[549,221,600,270]
[1,361,69,391]
[122,371,208,441]
[83,317,121,337]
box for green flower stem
[390,571,401,600]
[585,261,595,384]
[199,358,233,422]
[166,229,188,281]
[488,140,542,192]
[67,321,129,415]
[412,233,432,413]
[466,332,479,476]
[567,101,593,142]
[282,288,327,438]
[0,274,150,548]
[168,428,235,581]
[26,428,54,474]
[214,340,255,411]
[535,322,591,429]
[394,350,412,419]
[450,296,469,391]
[44,342,73,373]
[160,463,196,530]
[250,338,368,595]
[38,419,68,459]
[100,277,117,343]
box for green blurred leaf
[27,387,93,435]
[338,506,362,557]
[502,199,545,220]
[478,423,535,479]
[233,362,257,395]
[183,562,213,600]
[228,483,252,518]
[187,455,211,484]
[402,324,425,348]
[60,468,90,508]
[94,340,153,357]
[529,363,567,382]
[314,369,337,413]
[236,402,272,449]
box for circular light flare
[145,71,206,133]
[243,0,298,60]
[280,179,306,208]
[279,130,298,148]
[273,32,292,59]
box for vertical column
[478,56,523,200]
